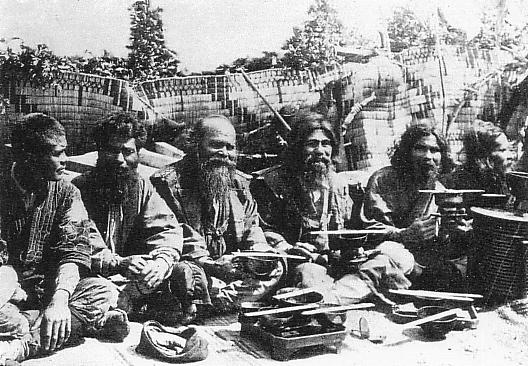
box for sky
[0,0,525,73]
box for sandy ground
[19,301,528,366]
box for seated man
[251,112,355,263]
[151,114,284,312]
[251,111,414,305]
[364,123,472,292]
[72,112,206,325]
[0,113,128,364]
[443,120,514,205]
[442,121,514,294]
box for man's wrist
[154,257,171,276]
[387,228,405,243]
[115,255,124,268]
[52,288,71,304]
[116,255,129,274]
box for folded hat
[136,320,208,363]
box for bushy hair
[463,120,506,173]
[283,111,339,172]
[390,123,453,175]
[93,112,147,151]
[11,113,65,162]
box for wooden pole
[433,3,446,133]
[237,68,291,132]
[496,0,507,124]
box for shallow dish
[313,303,348,326]
[390,310,418,324]
[477,193,509,208]
[245,257,279,277]
[417,306,457,339]
[275,287,324,306]
[240,301,268,313]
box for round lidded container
[470,207,528,302]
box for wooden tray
[240,321,347,361]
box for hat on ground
[136,320,208,363]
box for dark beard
[199,157,236,205]
[93,161,139,205]
[411,163,439,189]
[302,157,332,189]
[481,169,508,194]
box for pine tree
[282,0,345,70]
[127,0,179,81]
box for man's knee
[170,261,208,300]
[0,265,18,281]
[71,277,118,308]
[292,263,334,288]
[0,266,20,308]
[375,241,414,274]
[0,303,29,338]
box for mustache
[419,162,439,171]
[305,155,331,168]
[306,157,330,164]
[201,156,236,169]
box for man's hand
[443,217,473,234]
[214,254,237,277]
[119,255,150,277]
[287,242,319,262]
[211,255,246,281]
[140,259,170,289]
[401,216,438,244]
[92,248,119,276]
[33,290,71,352]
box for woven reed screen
[0,45,513,167]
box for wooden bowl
[390,305,418,324]
[245,257,278,277]
[240,301,268,314]
[476,194,509,208]
[314,304,347,326]
[275,287,324,306]
[417,306,457,338]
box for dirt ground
[20,301,528,366]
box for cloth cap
[136,320,208,363]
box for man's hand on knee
[118,255,150,277]
[140,259,170,289]
[287,242,319,262]
[34,290,71,352]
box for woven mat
[20,308,528,366]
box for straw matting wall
[0,72,147,155]
[0,45,516,167]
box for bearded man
[444,121,514,202]
[363,123,474,292]
[151,114,284,313]
[0,114,128,365]
[72,112,205,325]
[251,112,353,259]
[251,112,415,305]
